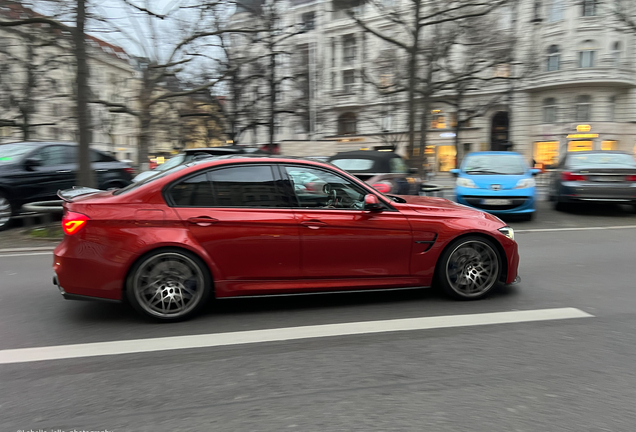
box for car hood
[396,195,504,223]
[461,174,527,190]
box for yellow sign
[156,156,165,164]
[567,133,598,139]
[576,124,591,132]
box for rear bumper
[52,275,120,303]
[558,183,636,203]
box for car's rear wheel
[438,236,501,300]
[127,249,211,321]
[0,193,13,231]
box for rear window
[330,159,375,172]
[114,164,189,195]
[567,153,636,169]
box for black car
[327,150,421,195]
[0,141,133,230]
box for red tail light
[62,211,90,235]
[561,171,588,181]
[124,167,135,175]
[372,183,392,193]
[626,175,636,182]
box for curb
[0,246,56,254]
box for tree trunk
[74,0,94,188]
[138,111,151,172]
[406,7,421,165]
[268,47,276,152]
[416,94,430,177]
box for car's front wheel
[438,236,502,300]
[127,249,212,321]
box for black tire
[553,197,566,211]
[0,192,14,232]
[521,212,534,222]
[437,236,502,300]
[126,248,212,322]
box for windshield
[0,144,33,163]
[568,153,636,169]
[114,164,189,195]
[330,159,375,172]
[462,154,527,175]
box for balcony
[524,65,636,91]
[327,83,369,108]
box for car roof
[565,150,631,155]
[465,151,523,156]
[183,147,243,154]
[328,150,401,160]
[0,141,76,147]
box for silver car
[549,151,636,211]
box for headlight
[498,226,515,241]
[456,178,477,188]
[514,178,536,189]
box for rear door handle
[188,216,218,227]
[300,220,327,229]
[56,170,71,173]
[96,169,108,172]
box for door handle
[96,169,108,172]
[56,170,71,173]
[300,220,327,229]
[188,216,218,227]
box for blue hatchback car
[450,151,540,220]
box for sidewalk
[0,227,60,252]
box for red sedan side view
[53,156,520,321]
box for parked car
[327,150,421,195]
[548,151,636,211]
[53,156,520,321]
[0,141,133,230]
[450,151,540,221]
[133,147,254,183]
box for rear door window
[209,165,290,208]
[169,173,214,207]
[33,145,70,166]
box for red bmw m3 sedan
[53,156,519,321]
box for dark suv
[0,141,133,229]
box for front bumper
[456,187,536,214]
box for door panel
[168,165,302,289]
[29,145,76,199]
[281,164,413,279]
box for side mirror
[364,194,383,211]
[24,157,42,170]
[449,168,460,177]
[530,168,541,176]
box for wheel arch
[122,245,216,297]
[435,231,508,284]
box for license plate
[482,199,512,205]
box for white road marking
[516,225,636,233]
[0,252,52,258]
[0,307,592,365]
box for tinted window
[34,146,71,166]
[0,144,33,163]
[91,149,116,162]
[210,165,289,207]
[284,165,366,210]
[389,157,409,174]
[114,164,189,195]
[567,153,636,169]
[170,173,214,206]
[462,154,527,175]
[330,158,375,171]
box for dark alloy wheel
[127,249,212,321]
[438,236,502,300]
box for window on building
[338,112,357,135]
[342,70,355,93]
[582,0,596,16]
[343,35,356,65]
[576,95,592,121]
[578,40,596,68]
[430,110,446,129]
[608,96,616,121]
[494,63,511,77]
[612,41,621,66]
[543,98,558,123]
[331,38,336,67]
[547,45,560,71]
[301,12,315,30]
[548,0,564,22]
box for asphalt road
[1,204,636,431]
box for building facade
[232,0,636,171]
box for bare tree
[342,0,511,167]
